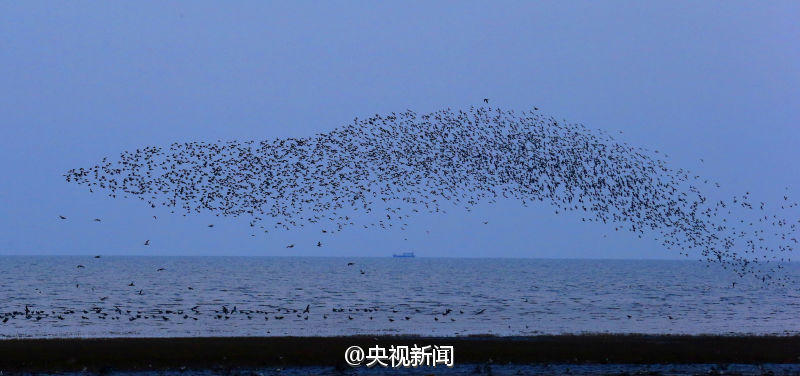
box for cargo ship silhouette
[392,251,415,258]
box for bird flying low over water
[63,106,799,285]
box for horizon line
[0,253,718,261]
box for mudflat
[0,334,799,372]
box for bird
[286,244,294,248]
[483,98,489,103]
[58,215,67,220]
[347,262,354,266]
[60,105,797,286]
[144,240,150,246]
[76,265,85,268]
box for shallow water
[0,257,798,338]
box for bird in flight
[144,240,150,246]
[483,98,489,103]
[61,105,798,286]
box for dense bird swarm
[64,107,797,284]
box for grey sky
[1,1,798,258]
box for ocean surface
[0,257,798,339]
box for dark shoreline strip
[1,334,799,372]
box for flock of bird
[62,105,797,285]
[0,293,489,329]
[0,257,505,330]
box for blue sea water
[0,257,798,338]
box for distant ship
[392,251,415,258]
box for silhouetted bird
[61,106,797,285]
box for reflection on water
[0,257,797,338]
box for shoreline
[1,334,799,372]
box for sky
[0,1,798,258]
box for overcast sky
[1,1,798,258]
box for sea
[0,256,798,339]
